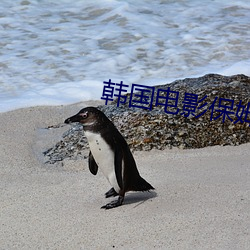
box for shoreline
[0,101,249,249]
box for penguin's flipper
[105,187,118,198]
[88,151,98,175]
[114,146,124,190]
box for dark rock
[43,74,250,164]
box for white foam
[218,60,250,76]
[0,0,249,112]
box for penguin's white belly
[85,131,120,193]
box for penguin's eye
[79,112,88,119]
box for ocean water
[0,0,250,112]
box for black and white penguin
[65,107,154,209]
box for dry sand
[0,101,249,250]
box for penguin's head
[65,107,109,129]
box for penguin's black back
[98,113,154,192]
[75,107,154,192]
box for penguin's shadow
[123,191,157,208]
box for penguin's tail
[132,176,154,192]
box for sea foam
[0,0,249,112]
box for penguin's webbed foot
[101,196,124,209]
[105,187,118,198]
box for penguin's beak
[64,114,81,124]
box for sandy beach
[0,101,249,249]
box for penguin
[65,107,154,209]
